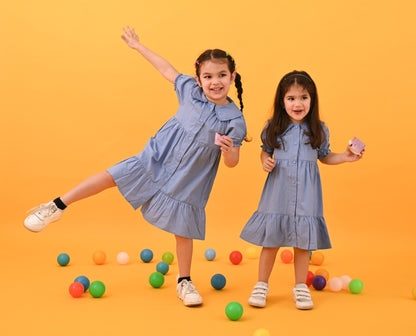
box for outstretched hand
[343,145,364,162]
[121,26,141,49]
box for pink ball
[328,277,343,292]
[116,251,130,265]
[340,275,352,290]
[229,251,243,265]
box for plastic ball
[156,261,169,275]
[162,252,174,265]
[68,282,84,298]
[57,253,70,266]
[92,250,106,265]
[328,277,343,292]
[306,270,315,287]
[280,249,293,264]
[309,250,312,260]
[312,275,327,290]
[349,279,364,294]
[253,328,271,336]
[74,275,90,292]
[246,246,259,259]
[315,268,329,281]
[204,248,216,261]
[140,249,153,263]
[310,251,324,266]
[225,302,244,321]
[211,274,226,290]
[229,251,243,265]
[340,275,352,290]
[89,281,106,298]
[116,252,129,265]
[412,286,416,299]
[149,272,165,288]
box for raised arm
[121,26,180,83]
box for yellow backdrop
[2,0,416,335]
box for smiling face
[196,60,236,105]
[283,83,311,123]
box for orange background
[2,0,416,335]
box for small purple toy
[349,137,365,155]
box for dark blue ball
[211,274,226,290]
[140,249,153,263]
[74,275,90,292]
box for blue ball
[74,275,90,292]
[205,248,216,261]
[211,273,226,290]
[156,261,169,275]
[57,253,70,266]
[140,249,153,263]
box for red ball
[229,251,243,265]
[280,249,293,264]
[69,282,84,298]
[306,271,315,287]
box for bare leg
[258,247,279,283]
[294,248,310,284]
[61,171,116,206]
[175,235,193,278]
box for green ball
[89,281,106,298]
[149,272,165,288]
[225,302,244,321]
[349,279,364,294]
[162,252,174,265]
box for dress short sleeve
[318,122,331,159]
[260,121,274,153]
[174,74,198,105]
[226,117,247,147]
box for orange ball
[311,251,325,266]
[93,250,106,265]
[315,268,330,281]
[280,249,293,264]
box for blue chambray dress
[240,121,332,250]
[107,74,247,240]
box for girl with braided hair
[24,26,247,306]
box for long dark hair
[265,70,325,150]
[194,49,244,113]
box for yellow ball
[412,286,416,298]
[311,251,324,266]
[246,246,259,259]
[253,328,271,336]
[315,268,329,281]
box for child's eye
[288,97,294,101]
[302,96,309,100]
[220,73,227,77]
[204,75,211,79]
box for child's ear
[195,76,202,87]
[231,71,236,83]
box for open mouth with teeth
[210,87,223,93]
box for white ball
[328,277,343,292]
[340,275,352,290]
[117,251,130,265]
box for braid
[234,72,244,112]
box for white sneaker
[248,281,269,308]
[293,283,314,310]
[176,279,203,306]
[24,201,64,232]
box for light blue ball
[57,253,70,266]
[156,261,169,275]
[140,249,153,263]
[211,273,226,290]
[205,248,216,261]
[74,275,90,292]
